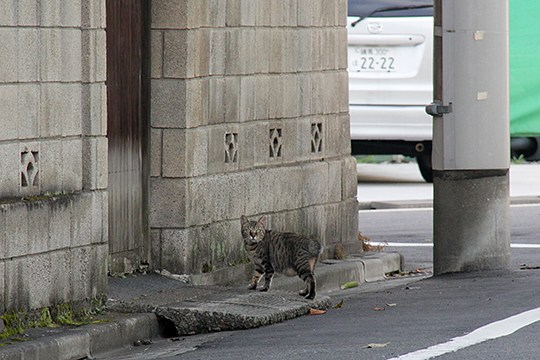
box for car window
[348,0,433,18]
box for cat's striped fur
[240,215,321,299]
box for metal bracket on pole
[425,100,453,117]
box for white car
[347,0,434,182]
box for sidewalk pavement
[357,162,540,209]
[0,252,404,360]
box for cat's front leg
[259,265,274,292]
[248,269,263,290]
[259,273,273,292]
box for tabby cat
[240,215,322,300]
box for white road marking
[511,243,540,249]
[388,307,540,360]
[373,242,540,249]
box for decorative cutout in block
[311,123,323,153]
[224,132,238,163]
[20,145,39,188]
[269,128,282,158]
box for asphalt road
[359,204,540,272]
[170,271,540,360]
[97,271,540,360]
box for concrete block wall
[0,0,108,313]
[150,0,358,275]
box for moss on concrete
[0,299,108,346]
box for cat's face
[240,215,266,245]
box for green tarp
[510,0,540,136]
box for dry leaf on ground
[359,232,386,252]
[309,308,327,315]
[333,299,344,309]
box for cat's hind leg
[298,258,318,299]
[298,272,316,299]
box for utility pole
[429,0,510,274]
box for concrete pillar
[431,0,510,274]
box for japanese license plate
[348,47,397,73]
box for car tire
[416,153,433,183]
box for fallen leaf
[363,342,390,349]
[309,308,327,315]
[373,307,385,311]
[360,232,386,252]
[333,299,344,309]
[341,281,359,290]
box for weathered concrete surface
[0,251,402,359]
[433,170,510,275]
[150,0,358,275]
[0,0,108,313]
[110,288,330,336]
[0,313,159,360]
[106,252,400,335]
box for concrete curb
[0,313,160,360]
[271,252,403,293]
[0,252,403,360]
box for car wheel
[416,153,433,183]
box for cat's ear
[257,216,267,228]
[240,215,249,226]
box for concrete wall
[0,0,358,312]
[149,0,359,274]
[0,0,108,313]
